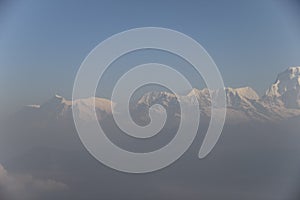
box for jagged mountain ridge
[21,67,300,123]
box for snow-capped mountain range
[23,67,300,123]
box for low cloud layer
[0,164,68,200]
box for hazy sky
[0,0,300,115]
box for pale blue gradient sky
[0,0,300,115]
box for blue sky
[0,0,300,114]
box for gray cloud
[0,163,68,200]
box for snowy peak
[265,66,300,108]
[224,87,259,110]
[50,94,66,103]
[277,67,300,82]
[54,94,64,99]
[137,91,177,108]
[72,97,113,121]
[187,87,259,100]
[186,88,212,108]
[135,82,300,122]
[226,87,259,100]
[137,87,259,109]
[24,95,114,121]
[267,67,300,97]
